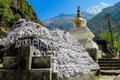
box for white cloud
[86,2,112,14]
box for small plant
[96,74,102,80]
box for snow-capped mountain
[86,2,112,14]
[87,1,120,36]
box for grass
[96,74,102,80]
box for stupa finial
[77,6,81,17]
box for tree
[100,31,120,51]
[0,0,42,29]
[114,37,120,51]
[0,0,15,27]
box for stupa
[70,6,101,61]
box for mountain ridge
[87,1,120,36]
[43,12,95,31]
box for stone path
[99,76,116,80]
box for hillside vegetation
[0,0,42,34]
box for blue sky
[28,0,120,21]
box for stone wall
[0,46,52,80]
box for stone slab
[17,46,33,70]
[28,70,51,80]
[31,56,51,69]
[0,69,51,80]
[0,70,17,80]
[3,57,17,69]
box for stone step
[99,64,120,67]
[101,67,120,70]
[100,70,120,75]
[98,61,120,64]
[98,58,120,65]
[98,58,120,75]
[98,58,120,62]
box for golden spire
[77,6,81,17]
[73,6,86,28]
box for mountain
[0,0,43,35]
[43,12,95,31]
[86,2,112,14]
[87,1,120,36]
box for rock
[67,73,95,80]
[114,75,120,80]
[0,19,100,79]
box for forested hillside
[0,0,42,35]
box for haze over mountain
[43,12,95,31]
[87,1,120,36]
